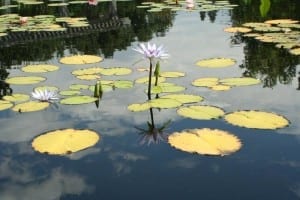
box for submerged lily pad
[5,76,46,85]
[60,55,103,64]
[3,93,30,102]
[160,94,203,104]
[12,101,49,112]
[168,128,242,156]
[32,128,100,155]
[127,102,151,112]
[224,110,290,129]
[196,58,236,68]
[60,95,98,105]
[219,77,261,86]
[21,64,59,73]
[177,105,225,120]
[0,100,13,111]
[100,67,132,76]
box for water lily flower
[186,0,194,9]
[19,17,28,24]
[133,42,169,61]
[31,89,59,102]
[88,0,98,6]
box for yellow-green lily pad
[60,55,103,64]
[219,77,261,86]
[151,83,186,94]
[209,84,231,91]
[12,101,49,112]
[196,58,236,68]
[127,102,151,112]
[21,64,59,73]
[168,128,242,156]
[59,90,81,96]
[3,93,30,102]
[60,95,98,105]
[72,67,103,75]
[177,105,225,120]
[32,128,100,155]
[113,80,134,89]
[224,27,252,33]
[149,98,182,109]
[192,77,219,87]
[76,74,100,80]
[160,94,203,104]
[224,110,290,129]
[5,76,46,85]
[135,76,166,84]
[100,67,132,76]
[160,71,185,78]
[0,100,13,111]
[289,48,300,55]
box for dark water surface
[0,0,300,199]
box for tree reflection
[0,68,12,99]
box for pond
[0,0,300,199]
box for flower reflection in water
[135,108,171,145]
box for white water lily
[133,42,169,60]
[31,89,59,102]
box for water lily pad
[59,90,81,96]
[196,58,236,68]
[72,67,103,75]
[127,102,151,112]
[60,95,98,105]
[209,84,231,91]
[177,105,225,120]
[135,76,166,84]
[219,77,261,86]
[69,84,89,90]
[224,110,290,129]
[76,74,100,80]
[149,98,182,109]
[160,71,185,78]
[60,55,103,64]
[0,100,13,111]
[48,2,68,6]
[100,67,132,76]
[3,93,30,102]
[160,94,203,104]
[168,128,242,156]
[113,80,134,89]
[151,83,186,94]
[289,48,300,55]
[21,64,59,73]
[5,76,46,85]
[264,19,299,24]
[12,101,49,112]
[32,128,100,155]
[224,27,252,33]
[192,77,219,87]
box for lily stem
[147,59,153,100]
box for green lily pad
[72,67,103,76]
[5,76,46,85]
[113,80,134,89]
[59,90,81,96]
[12,101,49,112]
[127,102,151,112]
[196,58,236,68]
[160,94,203,104]
[60,95,98,105]
[89,84,113,92]
[3,93,30,102]
[160,71,185,78]
[0,100,13,111]
[149,98,182,109]
[76,74,101,80]
[60,55,103,65]
[21,64,59,73]
[192,77,219,87]
[151,83,186,94]
[177,105,225,120]
[100,67,132,76]
[135,76,166,84]
[219,77,261,86]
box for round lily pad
[168,128,242,156]
[59,90,81,96]
[264,19,299,24]
[219,77,261,86]
[224,110,290,129]
[3,93,30,102]
[100,67,132,76]
[289,48,300,55]
[32,128,100,155]
[127,102,151,112]
[0,100,13,111]
[113,80,134,89]
[196,58,236,68]
[60,95,98,105]
[224,27,252,33]
[76,74,101,80]
[209,84,231,91]
[12,101,49,112]
[149,98,182,109]
[60,55,103,64]
[21,64,59,73]
[5,76,46,85]
[72,67,103,75]
[160,94,203,104]
[135,76,166,84]
[159,71,185,78]
[177,105,225,120]
[192,77,219,87]
[151,83,186,94]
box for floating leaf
[60,95,98,105]
[209,84,231,91]
[59,90,81,96]
[160,94,203,104]
[160,71,185,78]
[32,128,100,155]
[72,67,103,75]
[168,128,242,156]
[127,102,151,112]
[5,76,46,85]
[76,74,100,80]
[224,110,290,129]
[0,100,13,111]
[149,98,182,109]
[289,48,300,55]
[60,55,103,64]
[224,27,252,33]
[192,77,219,87]
[196,58,236,68]
[21,64,59,73]
[264,19,299,24]
[113,80,134,89]
[3,93,30,102]
[100,67,132,76]
[150,83,186,94]
[219,77,261,86]
[135,76,166,84]
[177,105,225,120]
[12,101,49,112]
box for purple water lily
[133,42,169,61]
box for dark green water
[0,0,300,199]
